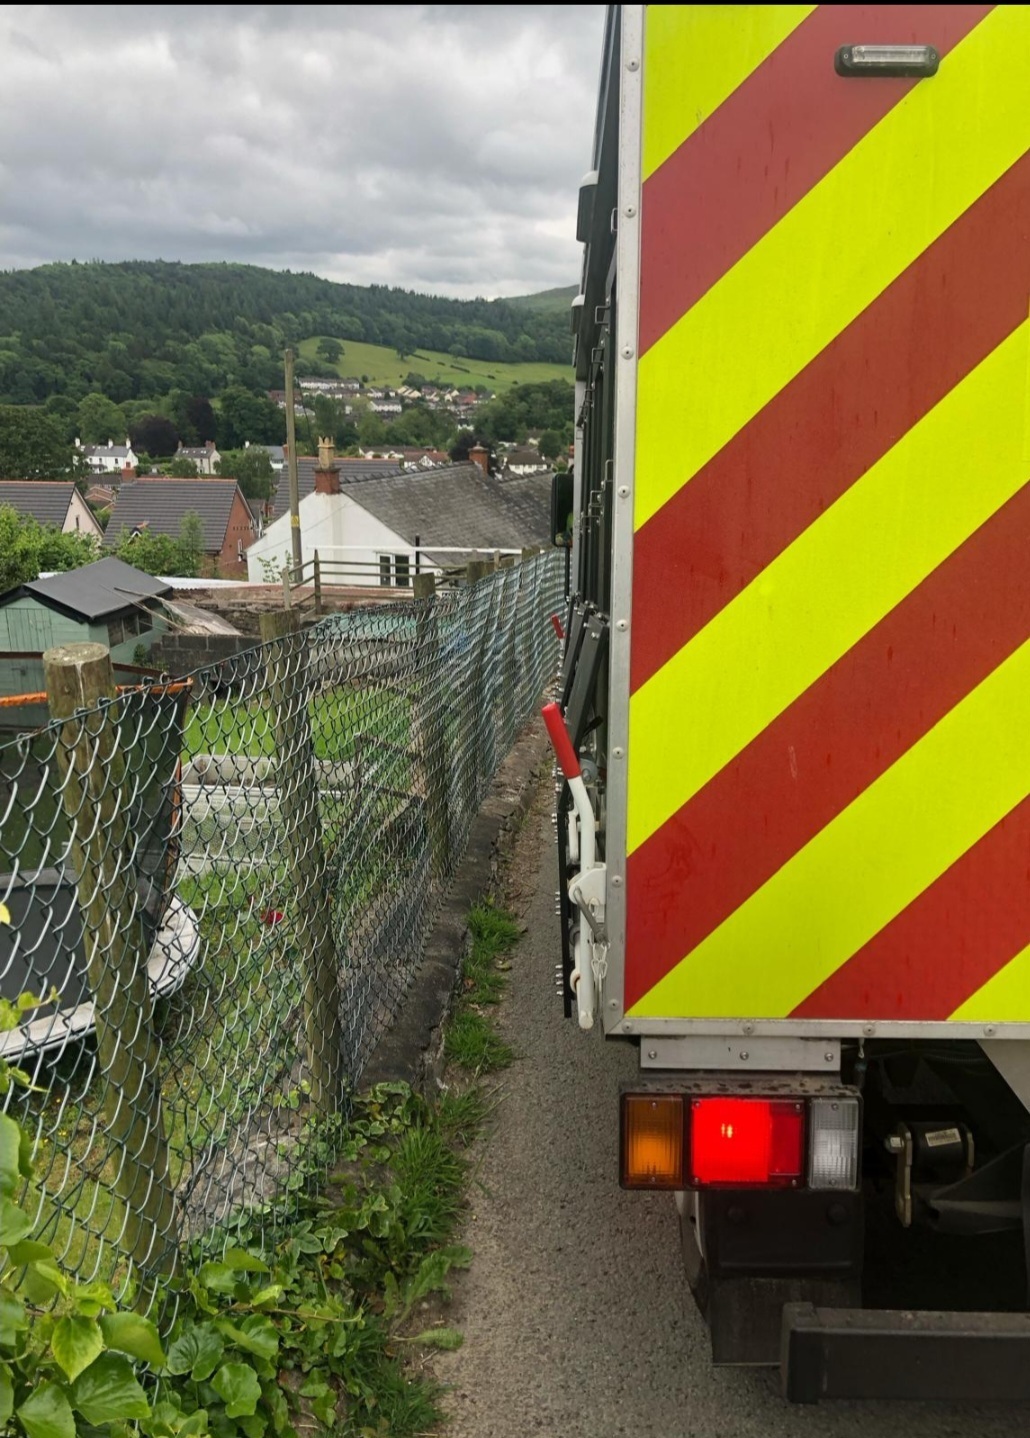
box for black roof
[0,482,81,527]
[109,479,253,552]
[349,462,551,559]
[269,457,404,520]
[0,557,171,622]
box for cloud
[0,4,605,297]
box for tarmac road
[439,794,1024,1438]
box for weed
[444,1011,514,1075]
[435,1088,490,1147]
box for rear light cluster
[621,1092,860,1192]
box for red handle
[541,702,581,780]
[550,613,565,640]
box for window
[379,554,392,587]
[378,554,413,587]
[394,554,410,588]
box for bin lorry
[546,2,1030,1401]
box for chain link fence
[0,551,562,1307]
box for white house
[76,438,139,475]
[0,482,104,540]
[247,445,550,587]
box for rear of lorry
[551,3,1030,1400]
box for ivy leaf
[218,1248,268,1272]
[100,1312,166,1368]
[164,1324,224,1381]
[211,1362,261,1418]
[71,1353,150,1424]
[414,1325,464,1350]
[6,1240,55,1264]
[0,1114,21,1197]
[0,1367,13,1426]
[237,1414,267,1438]
[25,1256,70,1300]
[51,1316,104,1382]
[0,1289,28,1345]
[68,1280,115,1318]
[0,1197,34,1247]
[17,1382,76,1438]
[215,1314,278,1362]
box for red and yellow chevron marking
[625,4,1030,1023]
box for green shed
[0,557,172,699]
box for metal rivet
[626,57,640,71]
[739,1051,749,1061]
[625,205,637,218]
[618,485,629,498]
[742,1022,754,1036]
[616,619,628,631]
[647,1049,657,1060]
[824,1052,835,1063]
[609,1000,618,1009]
[611,875,623,887]
[622,1021,632,1031]
[863,1023,876,1036]
[612,745,625,758]
[984,1025,996,1037]
[621,345,634,359]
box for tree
[130,413,179,457]
[316,337,343,364]
[357,412,387,447]
[0,505,99,589]
[76,392,127,445]
[217,386,287,448]
[216,446,274,502]
[538,428,562,461]
[114,526,199,579]
[179,510,204,573]
[167,455,200,477]
[0,407,86,480]
[166,391,216,444]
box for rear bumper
[782,1302,1030,1402]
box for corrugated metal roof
[109,479,253,552]
[269,457,404,520]
[0,482,79,527]
[1,557,171,621]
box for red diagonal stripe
[639,5,991,356]
[625,482,1030,1013]
[631,150,1030,695]
[794,795,1030,1020]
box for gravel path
[437,790,1022,1437]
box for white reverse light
[809,1097,860,1190]
[836,44,939,78]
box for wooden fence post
[412,573,449,878]
[43,643,178,1279]
[281,564,293,610]
[313,551,322,616]
[259,610,344,1114]
[465,559,487,587]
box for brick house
[108,478,258,577]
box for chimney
[469,444,489,477]
[314,434,340,495]
[121,462,136,480]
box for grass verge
[443,904,520,1076]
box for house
[108,479,258,578]
[248,449,550,587]
[267,451,404,522]
[75,438,139,475]
[175,440,221,475]
[0,482,104,540]
[0,558,170,698]
[244,442,285,473]
[84,484,117,510]
[392,448,451,470]
[502,446,551,477]
[368,399,402,416]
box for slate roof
[269,457,404,520]
[0,557,171,622]
[347,462,551,561]
[109,479,254,553]
[0,482,83,527]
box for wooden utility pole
[259,610,344,1113]
[284,348,303,572]
[43,643,178,1278]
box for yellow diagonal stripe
[630,637,1030,1019]
[635,6,1030,528]
[642,4,814,180]
[950,942,1030,1021]
[628,322,1030,853]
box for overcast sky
[0,4,605,299]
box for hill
[503,284,579,316]
[0,260,572,409]
[296,337,569,394]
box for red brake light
[689,1098,804,1188]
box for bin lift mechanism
[542,700,605,1030]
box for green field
[502,285,579,316]
[298,337,571,393]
